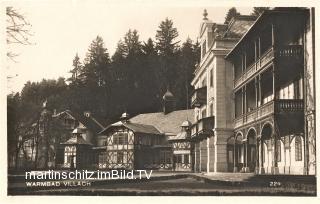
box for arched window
[295,136,302,161]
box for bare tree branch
[6,6,33,62]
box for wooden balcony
[277,45,303,65]
[234,99,303,129]
[191,87,207,108]
[234,45,303,89]
[234,47,274,88]
[275,99,304,112]
[278,45,303,58]
[191,116,215,139]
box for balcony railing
[234,45,303,89]
[191,116,215,139]
[277,45,303,58]
[275,99,304,112]
[191,86,207,108]
[234,99,303,129]
[234,47,274,88]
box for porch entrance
[229,129,257,173]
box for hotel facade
[192,8,315,175]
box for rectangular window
[123,151,127,163]
[113,132,128,145]
[295,137,302,161]
[202,109,206,118]
[202,40,206,58]
[160,152,165,163]
[250,148,255,164]
[111,152,117,163]
[267,140,272,150]
[228,150,233,163]
[210,103,213,116]
[176,155,182,163]
[117,152,124,163]
[288,83,294,99]
[184,154,189,164]
[165,151,172,164]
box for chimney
[162,88,176,114]
[120,112,130,123]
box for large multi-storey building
[226,8,315,175]
[191,10,256,173]
[192,8,315,175]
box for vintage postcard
[1,0,319,202]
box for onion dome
[181,120,192,128]
[162,89,175,101]
[120,112,130,121]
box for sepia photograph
[2,0,317,199]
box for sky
[5,1,252,94]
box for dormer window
[202,40,207,58]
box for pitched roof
[61,135,93,145]
[54,110,104,134]
[223,15,256,39]
[129,109,195,135]
[99,121,161,135]
[168,131,189,141]
[226,8,308,59]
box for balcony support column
[244,86,247,114]
[258,74,262,106]
[272,134,279,174]
[272,67,277,100]
[255,77,258,108]
[241,88,244,115]
[244,51,247,71]
[258,37,261,67]
[271,23,275,47]
[244,140,250,172]
[254,40,257,62]
[233,135,238,172]
[259,137,265,174]
[255,136,260,174]
[241,52,244,73]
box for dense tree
[155,18,180,98]
[82,36,111,87]
[8,18,202,168]
[141,38,161,111]
[251,7,270,16]
[68,53,82,84]
[111,29,150,115]
[224,7,240,24]
[174,38,200,109]
[73,36,113,118]
[156,18,179,55]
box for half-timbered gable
[98,117,169,170]
[168,120,193,171]
[61,127,93,169]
